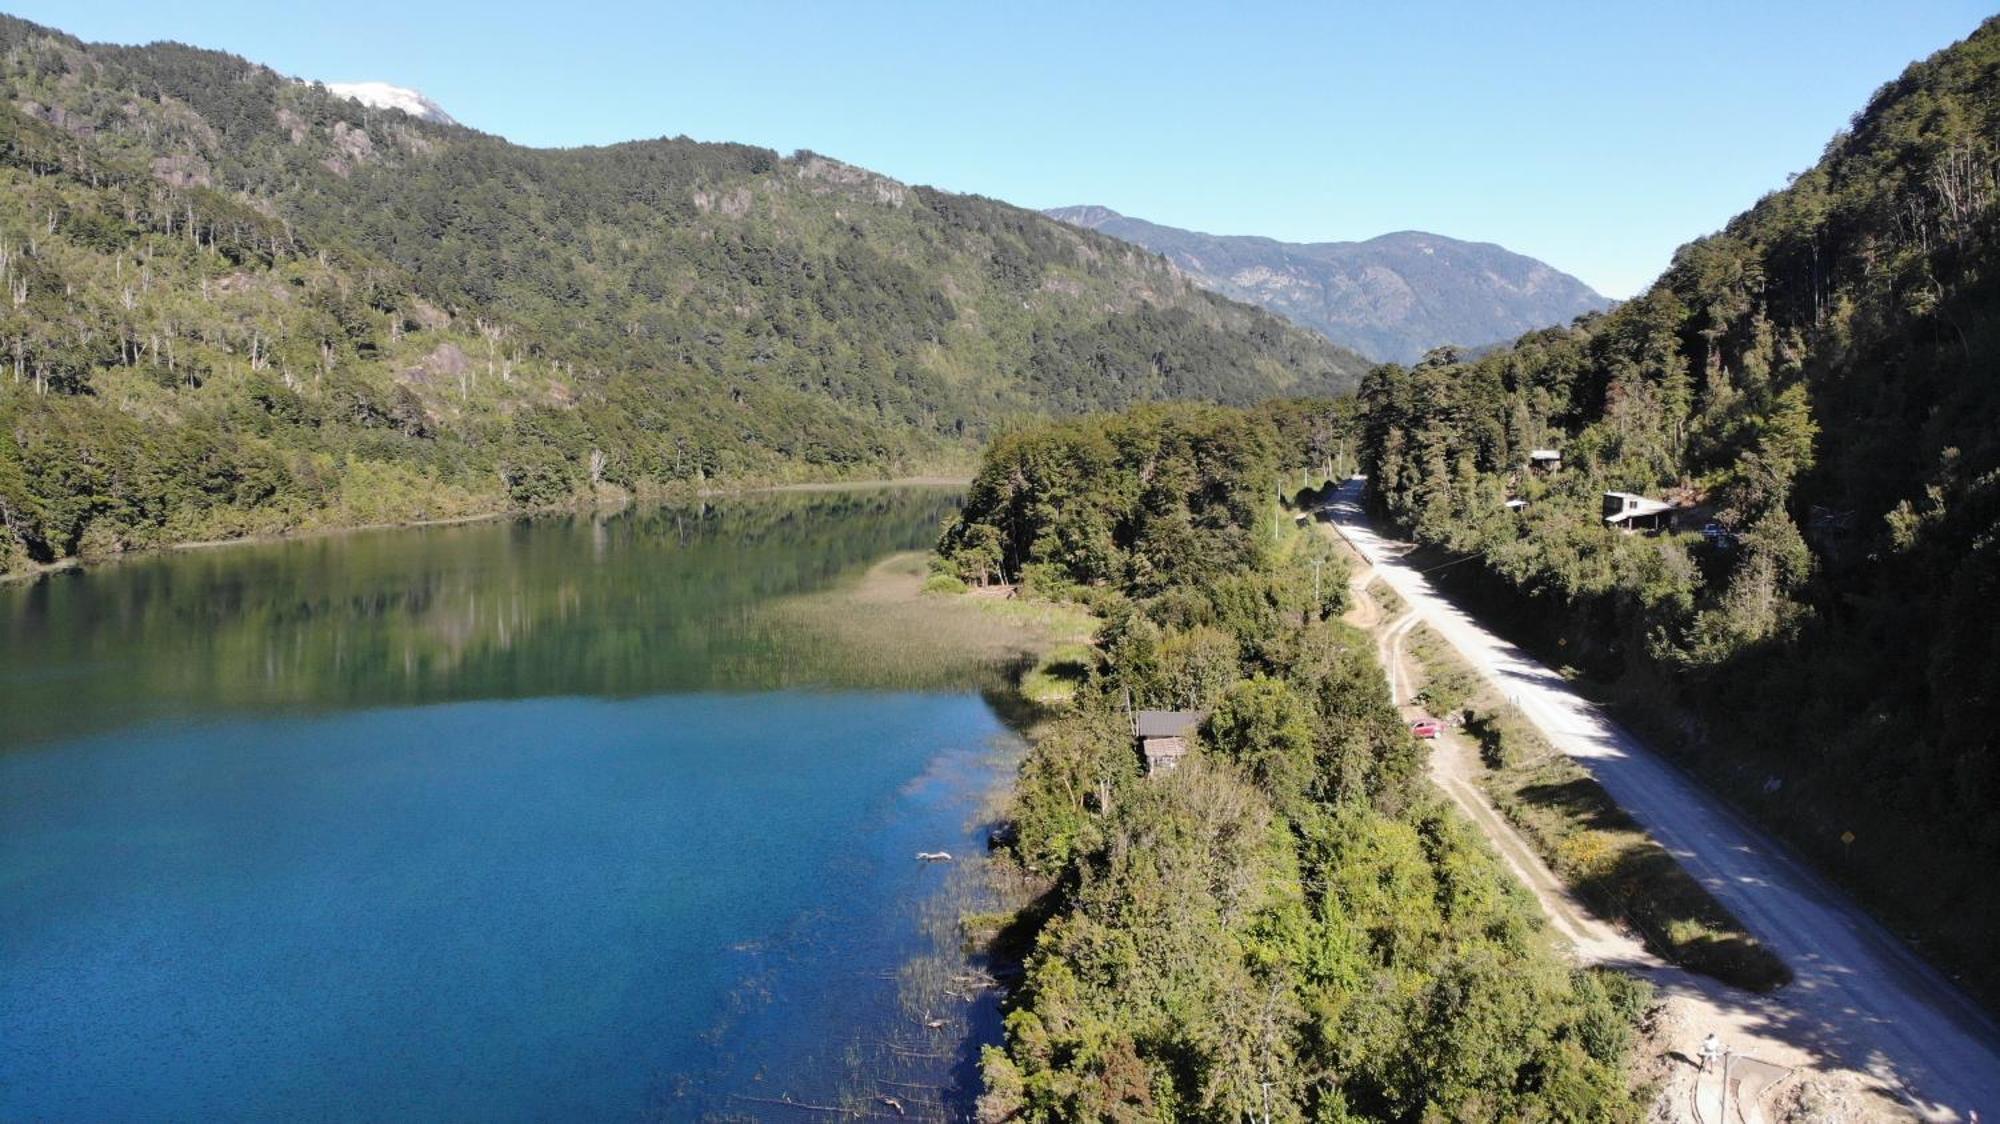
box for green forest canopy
[942,402,1651,1121]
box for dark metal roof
[1134,709,1202,738]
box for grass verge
[1364,578,1407,618]
[1403,624,1793,992]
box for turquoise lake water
[0,490,1014,1121]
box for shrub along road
[1322,479,2000,1122]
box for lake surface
[0,491,1017,1121]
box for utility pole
[1309,558,1324,620]
[1721,1049,1732,1122]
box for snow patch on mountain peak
[325,82,457,126]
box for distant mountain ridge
[1044,205,1612,363]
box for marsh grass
[880,753,1050,1122]
[757,553,1097,695]
[1020,642,1096,705]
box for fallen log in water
[726,1093,855,1116]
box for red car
[1410,719,1442,740]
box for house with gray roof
[1133,709,1203,775]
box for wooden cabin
[1528,449,1564,473]
[1134,709,1203,775]
[1603,491,1675,532]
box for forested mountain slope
[0,15,1365,573]
[1357,16,2000,1000]
[1045,205,1611,363]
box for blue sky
[15,1,1990,297]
